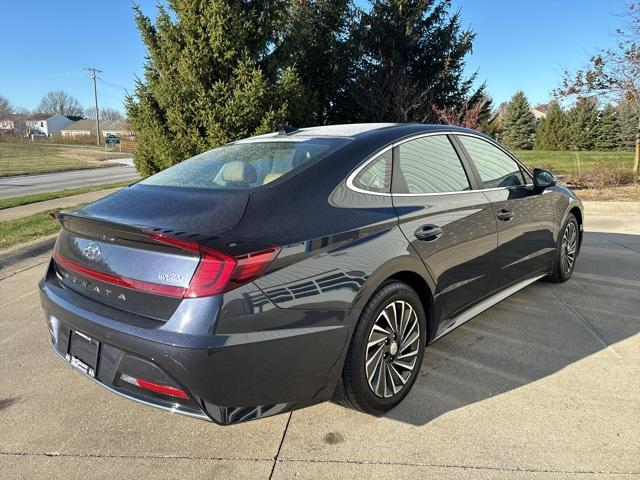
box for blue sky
[0,1,623,113]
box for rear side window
[457,136,526,188]
[352,150,392,193]
[394,135,470,194]
[140,138,349,190]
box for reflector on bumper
[119,373,189,399]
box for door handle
[496,209,514,221]
[414,224,443,241]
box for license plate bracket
[67,330,99,378]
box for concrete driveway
[1,214,639,479]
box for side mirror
[533,168,557,189]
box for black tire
[547,213,579,283]
[341,281,427,415]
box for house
[493,103,548,123]
[530,109,547,121]
[60,119,98,137]
[0,114,26,136]
[25,113,76,137]
[61,119,133,138]
[101,120,132,137]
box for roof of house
[531,109,547,120]
[102,120,131,132]
[27,113,53,121]
[61,119,99,132]
[61,119,132,133]
[26,113,85,122]
[533,103,552,113]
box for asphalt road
[1,219,639,479]
[0,165,140,199]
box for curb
[0,164,123,180]
[0,234,57,274]
[0,187,123,222]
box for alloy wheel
[561,221,578,276]
[365,300,421,398]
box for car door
[453,135,556,294]
[391,133,498,319]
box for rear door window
[457,136,526,188]
[393,135,471,194]
[140,138,349,190]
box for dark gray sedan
[40,123,583,424]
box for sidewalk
[0,187,123,222]
[582,201,640,234]
[582,200,640,213]
[2,216,639,479]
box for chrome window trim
[345,130,533,197]
[454,132,534,188]
[346,143,395,196]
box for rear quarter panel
[252,184,431,312]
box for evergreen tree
[594,104,620,150]
[566,97,599,150]
[617,101,639,150]
[340,0,485,123]
[534,102,569,150]
[126,1,309,175]
[500,91,535,150]
[272,0,354,125]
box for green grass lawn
[0,180,133,210]
[0,142,129,177]
[513,150,635,175]
[0,210,65,249]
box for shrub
[568,160,634,188]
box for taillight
[52,234,279,299]
[146,232,279,297]
[182,248,236,298]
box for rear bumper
[39,265,352,425]
[50,346,210,420]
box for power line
[97,89,125,103]
[97,77,129,92]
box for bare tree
[555,2,640,178]
[356,70,434,123]
[37,91,84,116]
[0,95,13,118]
[84,107,123,121]
[433,98,490,131]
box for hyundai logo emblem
[82,243,101,261]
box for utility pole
[85,67,102,146]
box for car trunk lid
[72,184,250,237]
[49,185,278,321]
[52,214,202,321]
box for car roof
[237,123,489,144]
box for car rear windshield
[139,138,350,190]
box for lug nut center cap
[389,341,398,356]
